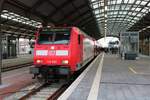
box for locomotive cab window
[38,29,70,44]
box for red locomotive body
[31,27,96,79]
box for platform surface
[58,53,150,100]
[99,54,150,100]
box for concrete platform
[58,53,150,100]
[99,54,150,100]
[2,54,33,68]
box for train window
[54,32,70,44]
[38,33,53,44]
[78,35,80,44]
[38,30,70,44]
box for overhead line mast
[0,0,5,85]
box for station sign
[120,32,139,43]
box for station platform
[2,54,33,69]
[58,53,150,100]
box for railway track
[4,57,96,100]
[2,62,33,72]
[3,80,69,100]
[18,82,68,100]
[3,61,91,100]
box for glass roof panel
[141,1,147,5]
[111,1,116,5]
[94,9,100,14]
[117,0,122,4]
[147,2,150,6]
[132,12,137,16]
[135,7,142,11]
[128,0,135,4]
[91,0,97,2]
[1,10,41,28]
[93,4,99,9]
[124,0,128,3]
[90,0,150,34]
[96,14,100,18]
[141,8,148,13]
[135,1,141,4]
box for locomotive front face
[35,45,70,66]
[34,28,71,67]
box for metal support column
[28,39,30,54]
[4,35,8,59]
[149,36,150,56]
[17,37,20,56]
[0,0,5,85]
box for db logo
[49,50,55,55]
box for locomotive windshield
[38,28,70,44]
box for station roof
[90,0,150,36]
[1,0,100,39]
[1,0,150,39]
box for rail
[18,82,68,100]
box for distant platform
[2,54,33,68]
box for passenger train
[30,26,99,80]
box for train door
[78,34,83,60]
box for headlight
[62,60,69,64]
[36,60,43,63]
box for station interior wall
[2,35,17,59]
[2,35,33,59]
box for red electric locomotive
[30,26,96,80]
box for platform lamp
[0,0,5,85]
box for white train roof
[98,37,120,48]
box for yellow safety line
[129,67,150,75]
[129,67,137,74]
